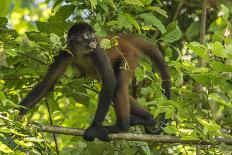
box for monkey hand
[83,126,110,141]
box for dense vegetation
[0,0,232,154]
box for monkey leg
[105,70,132,133]
[129,96,156,126]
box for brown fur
[19,23,171,141]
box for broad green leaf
[161,21,182,43]
[208,17,227,33]
[146,6,168,18]
[163,125,177,134]
[100,39,111,49]
[224,44,232,57]
[0,142,14,153]
[197,118,222,133]
[211,61,232,72]
[121,13,141,33]
[140,13,166,34]
[117,15,133,31]
[208,41,227,57]
[135,67,145,81]
[125,0,144,6]
[219,4,229,19]
[186,42,209,60]
[190,73,210,86]
[36,5,75,36]
[50,33,61,46]
[54,5,76,21]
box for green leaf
[161,21,182,43]
[125,0,144,6]
[140,13,166,34]
[50,33,62,46]
[0,142,14,153]
[211,61,232,72]
[0,17,7,26]
[100,39,111,49]
[181,134,199,140]
[219,4,229,19]
[120,13,141,33]
[140,0,152,5]
[36,5,75,36]
[163,125,177,134]
[90,0,97,9]
[0,0,11,17]
[0,92,6,101]
[190,73,210,86]
[208,41,226,57]
[186,42,209,60]
[14,140,33,148]
[54,5,76,21]
[117,15,133,31]
[197,118,221,132]
[209,93,232,108]
[146,6,168,18]
[24,137,44,142]
[6,49,17,57]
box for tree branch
[41,125,232,145]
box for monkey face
[67,30,98,54]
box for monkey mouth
[89,41,97,49]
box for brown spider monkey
[19,22,171,141]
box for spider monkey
[19,22,171,141]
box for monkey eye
[83,32,95,39]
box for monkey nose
[89,41,97,48]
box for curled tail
[126,35,171,134]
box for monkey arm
[19,51,72,115]
[83,49,117,141]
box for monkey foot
[83,126,110,141]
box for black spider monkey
[19,22,171,141]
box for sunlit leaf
[120,13,141,33]
[0,142,14,153]
[161,21,182,43]
[125,0,144,6]
[140,13,166,34]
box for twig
[41,125,232,145]
[173,0,186,20]
[45,98,59,155]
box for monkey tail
[126,35,171,134]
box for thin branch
[45,98,59,155]
[41,125,232,145]
[173,0,186,20]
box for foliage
[0,0,232,154]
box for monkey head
[67,22,97,54]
